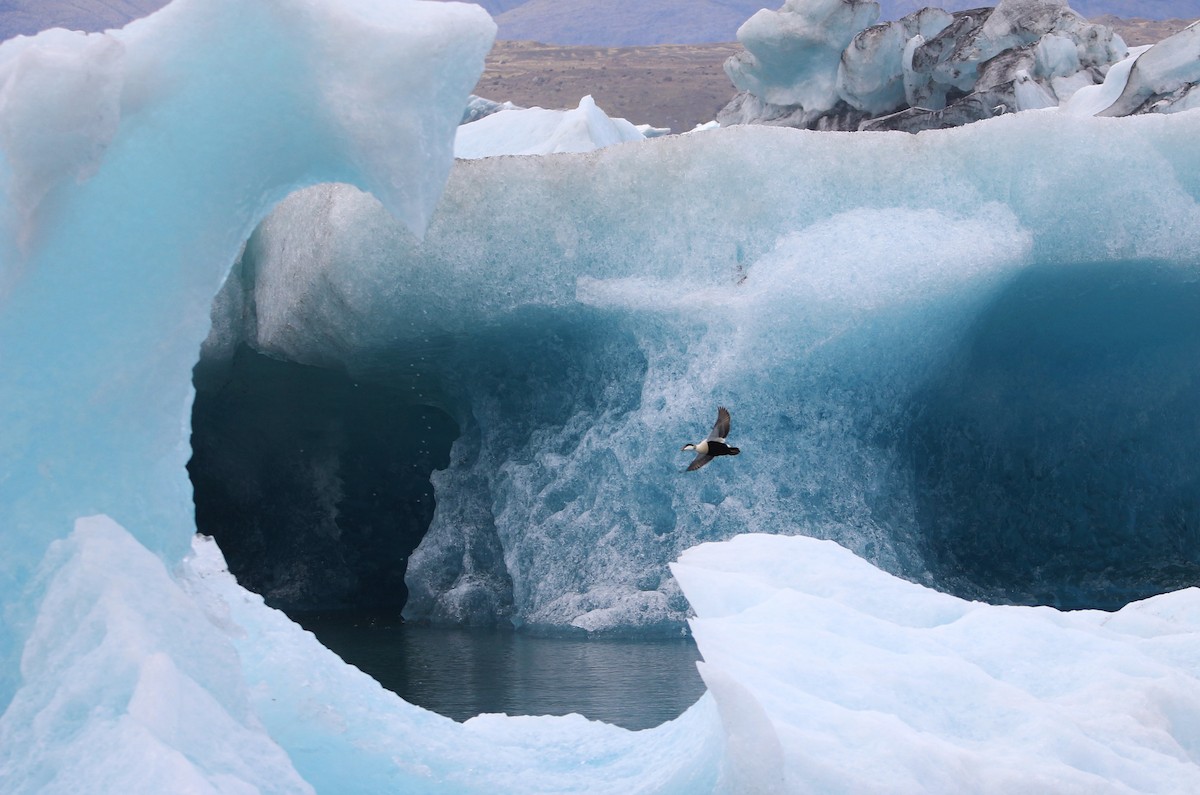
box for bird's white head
[681,443,696,451]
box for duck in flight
[682,406,741,471]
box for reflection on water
[294,613,706,730]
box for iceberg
[1,518,726,792]
[213,110,1200,632]
[3,0,1200,791]
[1062,44,1153,116]
[461,94,523,125]
[673,533,1200,793]
[8,519,1200,792]
[1098,20,1200,116]
[726,0,882,110]
[454,95,648,158]
[720,0,1134,131]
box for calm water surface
[294,613,706,730]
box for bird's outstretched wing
[707,406,731,441]
[687,453,714,471]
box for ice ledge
[2,521,726,792]
[0,0,494,706]
[673,533,1200,793]
[7,518,1200,792]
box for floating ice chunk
[725,0,1127,131]
[839,7,954,115]
[0,0,495,711]
[911,0,1125,109]
[861,1,1128,132]
[1099,21,1200,117]
[454,95,646,158]
[672,534,1200,793]
[636,123,672,138]
[233,109,1200,634]
[1061,45,1152,116]
[462,94,523,125]
[0,517,312,794]
[726,0,881,113]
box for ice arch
[0,0,493,734]
[0,7,730,792]
[5,1,1200,791]
[222,112,1200,635]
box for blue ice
[2,0,1200,792]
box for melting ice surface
[2,0,1200,793]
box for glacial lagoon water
[294,613,706,730]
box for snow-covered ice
[7,515,1200,792]
[1099,20,1200,116]
[455,95,647,158]
[675,534,1200,794]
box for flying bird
[682,406,741,471]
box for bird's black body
[682,407,741,471]
[706,441,739,457]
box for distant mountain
[0,0,168,41]
[0,0,1194,45]
[495,0,773,45]
[495,0,1196,45]
[466,0,531,14]
[1052,0,1199,17]
[881,1,1198,21]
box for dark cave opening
[188,343,458,614]
[905,260,1200,609]
[185,333,704,730]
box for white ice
[726,0,881,111]
[673,534,1200,794]
[1099,20,1200,116]
[728,0,1133,126]
[8,513,1200,793]
[1062,45,1153,116]
[454,95,647,158]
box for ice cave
[2,0,1200,792]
